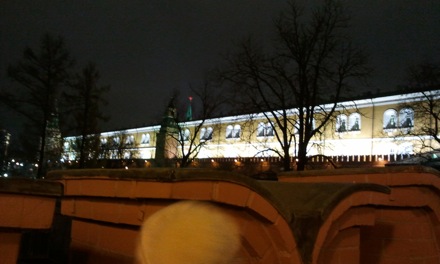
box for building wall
[63,90,440,161]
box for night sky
[1,0,439,136]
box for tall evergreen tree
[5,33,74,177]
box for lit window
[348,113,361,131]
[257,123,265,137]
[200,127,206,140]
[226,124,240,139]
[226,125,233,138]
[180,129,190,141]
[125,135,134,145]
[205,127,213,140]
[383,109,398,129]
[399,108,414,128]
[233,125,241,138]
[200,127,213,141]
[257,122,274,137]
[141,133,150,144]
[265,123,274,136]
[336,114,348,132]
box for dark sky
[1,0,439,135]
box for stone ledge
[0,178,63,197]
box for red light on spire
[188,96,193,102]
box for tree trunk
[37,121,47,178]
[296,142,308,171]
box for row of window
[383,108,414,129]
[335,107,414,133]
[336,113,361,132]
[100,133,151,147]
[183,122,273,141]
[94,107,416,147]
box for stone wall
[0,165,439,263]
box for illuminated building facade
[63,89,440,162]
[0,129,11,175]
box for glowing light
[125,166,128,170]
[211,159,215,163]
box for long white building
[63,89,440,162]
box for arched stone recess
[258,182,390,264]
[48,168,305,264]
[314,188,440,264]
[278,166,440,264]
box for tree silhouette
[3,33,74,177]
[398,62,440,152]
[221,0,369,171]
[63,63,110,168]
[163,81,226,168]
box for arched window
[265,123,274,136]
[226,124,241,139]
[399,107,414,128]
[348,113,361,131]
[233,125,241,138]
[226,125,233,139]
[200,127,206,140]
[141,133,150,145]
[125,135,134,145]
[200,127,213,141]
[100,138,107,148]
[336,114,347,132]
[383,109,397,129]
[257,122,265,137]
[258,122,274,137]
[184,129,190,141]
[179,129,190,141]
[205,127,213,140]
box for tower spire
[185,96,193,121]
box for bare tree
[109,130,140,163]
[63,63,110,168]
[2,34,74,177]
[167,81,227,167]
[398,63,440,151]
[221,0,369,171]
